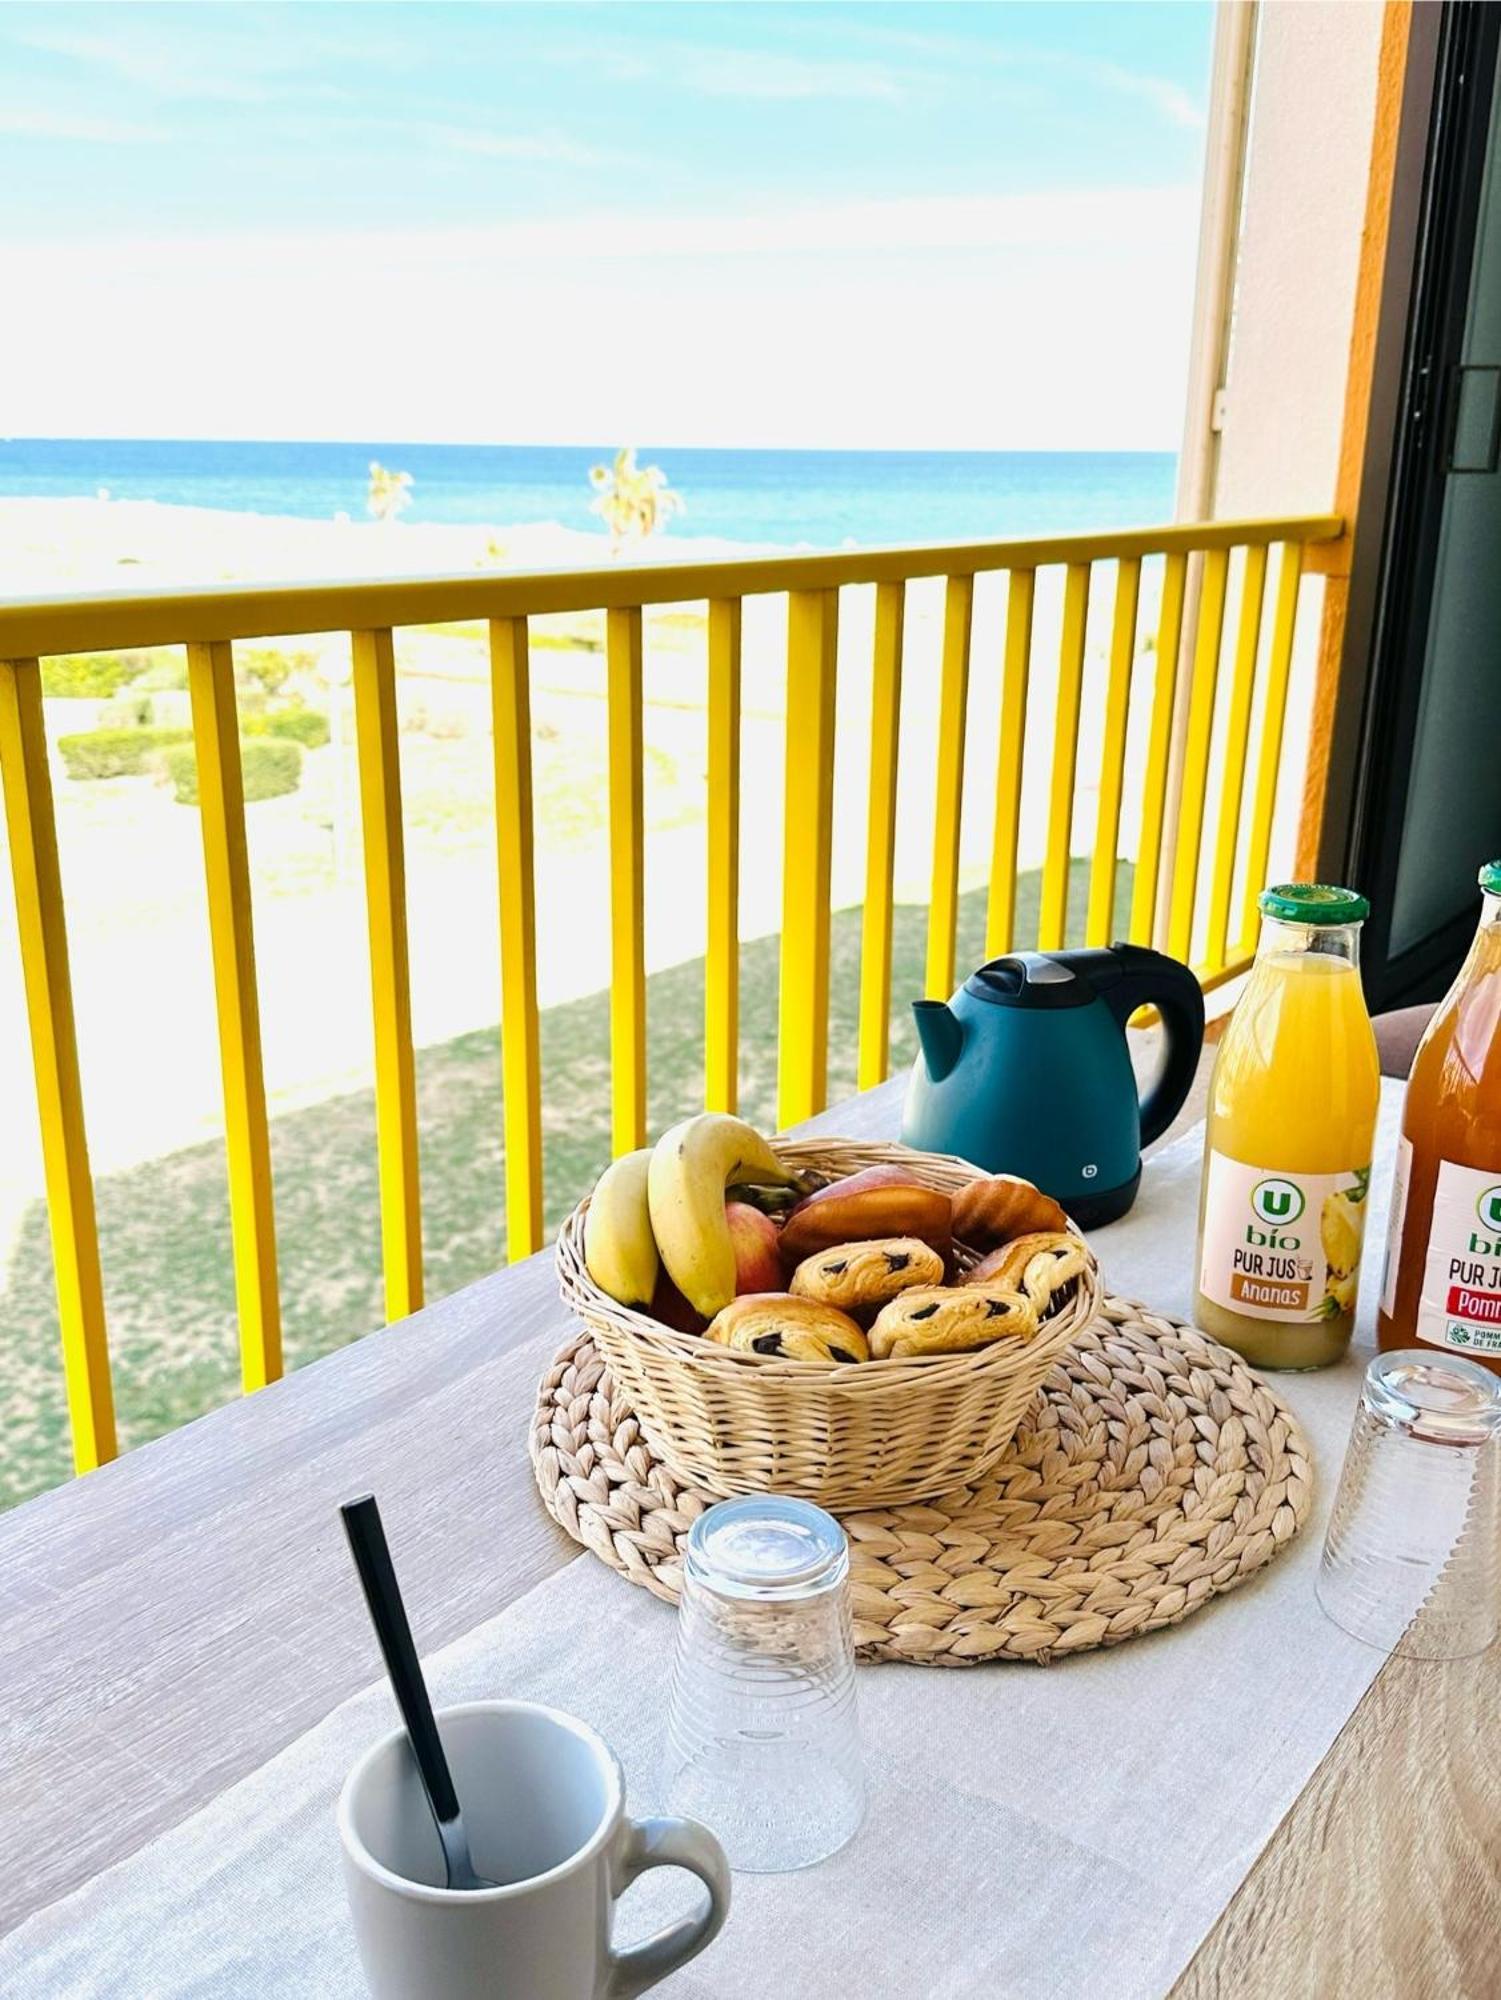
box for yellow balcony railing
[0,513,1341,1479]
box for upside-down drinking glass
[1317,1349,1501,1659]
[662,1495,865,1873]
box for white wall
[1197,1,1387,907]
[1212,0,1386,517]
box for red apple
[650,1269,706,1334]
[726,1200,784,1295]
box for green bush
[243,706,330,749]
[41,651,168,700]
[166,737,302,806]
[57,726,191,780]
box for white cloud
[419,123,610,166]
[1,184,1197,450]
[541,33,909,104]
[1091,62,1205,132]
[0,105,163,142]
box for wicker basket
[555,1137,1101,1512]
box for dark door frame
[1327,0,1501,1009]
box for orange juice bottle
[1195,885,1380,1369]
[1377,862,1501,1375]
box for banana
[647,1114,799,1318]
[583,1148,659,1307]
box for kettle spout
[911,999,964,1082]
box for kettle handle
[1095,945,1206,1147]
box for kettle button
[1081,1164,1098,1180]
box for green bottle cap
[1258,882,1371,925]
[1480,861,1501,896]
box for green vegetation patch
[57,726,191,780]
[166,737,303,805]
[40,650,177,699]
[243,706,331,749]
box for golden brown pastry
[790,1237,944,1313]
[962,1231,1087,1318]
[952,1175,1069,1250]
[704,1292,870,1364]
[868,1285,1038,1360]
[779,1167,952,1266]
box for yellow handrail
[0,516,1341,656]
[0,510,1343,1481]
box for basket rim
[555,1135,1100,1387]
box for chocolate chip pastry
[704,1292,870,1364]
[962,1230,1087,1313]
[867,1284,1037,1360]
[789,1236,945,1313]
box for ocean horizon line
[0,438,1180,551]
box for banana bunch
[583,1114,799,1318]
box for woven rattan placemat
[531,1296,1314,1665]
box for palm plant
[588,448,683,549]
[366,461,413,523]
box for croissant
[952,1175,1069,1249]
[963,1231,1087,1317]
[704,1292,870,1364]
[868,1284,1039,1360]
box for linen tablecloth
[0,1090,1406,1999]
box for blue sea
[0,439,1176,550]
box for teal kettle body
[901,944,1205,1227]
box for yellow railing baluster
[1087,557,1141,945]
[1129,550,1187,945]
[1240,544,1306,949]
[925,574,974,998]
[1206,545,1270,970]
[986,569,1034,957]
[858,582,904,1089]
[606,606,647,1155]
[1038,562,1091,950]
[185,640,282,1392]
[0,515,1348,1477]
[0,658,116,1471]
[705,598,741,1114]
[351,628,422,1319]
[490,617,544,1257]
[778,589,838,1128]
[1167,548,1231,963]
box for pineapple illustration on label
[1199,1157,1372,1324]
[1317,1170,1370,1319]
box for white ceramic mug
[339,1700,730,1999]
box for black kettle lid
[964,952,1099,1009]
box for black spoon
[340,1494,495,1891]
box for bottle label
[1412,1161,1501,1356]
[1199,1152,1372,1322]
[1379,1134,1413,1319]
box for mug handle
[603,1814,731,1999]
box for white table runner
[1,1092,1405,1999]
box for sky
[0,2,1214,450]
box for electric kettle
[901,943,1204,1226]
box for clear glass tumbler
[662,1495,864,1873]
[1317,1349,1501,1659]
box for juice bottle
[1195,885,1380,1368]
[1377,861,1501,1375]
